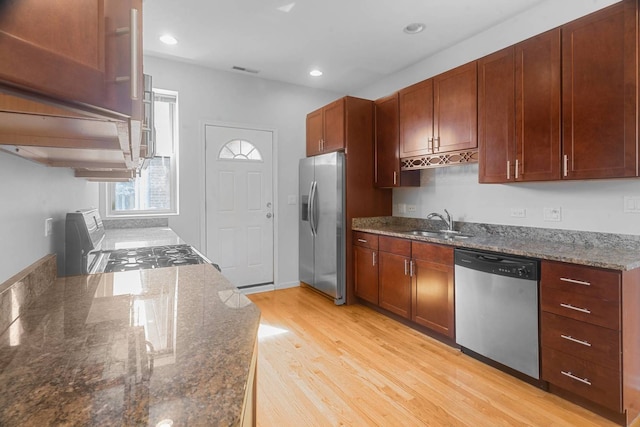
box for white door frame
[199,120,279,289]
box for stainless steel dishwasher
[454,248,540,380]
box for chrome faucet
[427,209,454,232]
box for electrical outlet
[44,218,53,237]
[407,205,417,212]
[543,207,562,222]
[510,208,526,218]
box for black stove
[104,244,207,273]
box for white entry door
[205,124,274,288]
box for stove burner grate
[104,244,206,273]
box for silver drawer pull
[560,303,591,314]
[357,239,368,243]
[561,334,592,347]
[561,371,592,386]
[560,277,591,286]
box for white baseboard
[276,281,300,290]
[238,281,300,295]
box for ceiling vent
[232,66,260,74]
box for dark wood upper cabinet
[399,62,477,158]
[478,29,561,183]
[305,97,346,156]
[374,94,419,188]
[433,61,477,154]
[399,79,434,158]
[562,0,637,180]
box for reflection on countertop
[0,264,260,426]
[101,227,185,251]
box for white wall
[354,0,639,235]
[142,56,341,288]
[0,151,99,284]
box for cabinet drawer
[541,312,620,370]
[353,232,378,250]
[541,287,620,330]
[411,241,453,264]
[541,261,620,302]
[542,347,621,412]
[379,236,411,256]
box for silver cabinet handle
[130,8,139,100]
[357,239,368,243]
[409,260,414,277]
[561,371,591,386]
[560,277,591,286]
[404,259,409,276]
[507,160,510,180]
[393,171,397,185]
[560,303,591,314]
[563,154,569,177]
[372,252,376,266]
[114,8,140,100]
[515,159,519,179]
[428,137,434,153]
[561,334,592,347]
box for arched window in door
[218,139,263,161]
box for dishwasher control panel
[455,249,539,281]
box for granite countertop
[353,217,640,271]
[102,227,185,251]
[0,263,260,426]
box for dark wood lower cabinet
[354,245,379,305]
[378,251,412,319]
[412,258,454,339]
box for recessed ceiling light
[310,69,323,77]
[403,23,425,34]
[160,34,178,45]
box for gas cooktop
[104,244,207,273]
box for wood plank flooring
[248,286,620,427]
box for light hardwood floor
[248,286,621,427]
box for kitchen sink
[404,230,472,240]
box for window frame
[104,88,180,218]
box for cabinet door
[375,94,400,187]
[378,251,412,319]
[306,108,323,156]
[399,79,434,158]
[375,94,419,188]
[478,47,515,183]
[562,0,637,179]
[322,98,345,153]
[434,61,477,153]
[0,0,106,108]
[411,243,454,338]
[354,245,378,304]
[515,29,561,182]
[104,0,144,119]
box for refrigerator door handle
[308,180,317,236]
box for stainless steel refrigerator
[299,151,346,305]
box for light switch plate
[624,196,640,213]
[510,208,526,218]
[543,207,562,222]
[44,218,53,237]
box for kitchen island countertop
[0,263,260,426]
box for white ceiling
[143,0,549,94]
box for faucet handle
[444,209,453,230]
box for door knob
[266,213,273,219]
